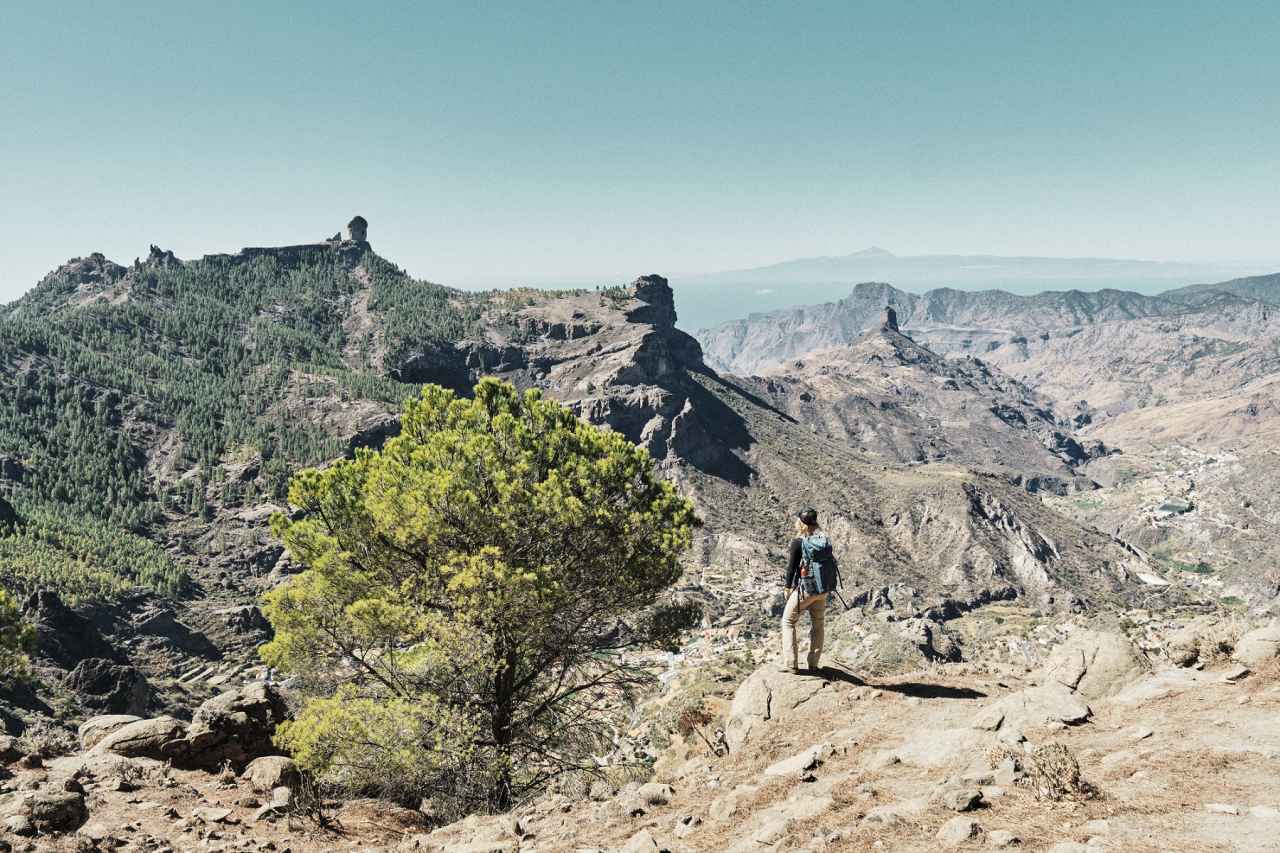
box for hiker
[780,508,837,672]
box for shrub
[0,587,33,685]
[263,379,697,814]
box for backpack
[797,532,840,598]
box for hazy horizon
[4,1,1279,302]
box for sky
[2,1,1279,301]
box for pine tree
[263,379,697,814]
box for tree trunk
[490,639,519,812]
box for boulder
[634,782,673,806]
[975,683,1091,732]
[1041,629,1148,701]
[935,787,983,812]
[22,790,88,833]
[1165,616,1228,666]
[764,743,831,778]
[1233,621,1280,668]
[244,755,301,792]
[988,829,1022,847]
[183,683,289,768]
[620,828,661,852]
[65,659,151,715]
[0,735,20,764]
[937,816,982,845]
[4,814,34,836]
[723,666,832,752]
[253,786,293,822]
[90,716,188,760]
[78,715,143,750]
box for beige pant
[781,590,826,670]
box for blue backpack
[797,532,840,597]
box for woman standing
[780,508,833,673]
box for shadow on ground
[806,662,988,700]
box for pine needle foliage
[263,379,697,814]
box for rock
[131,608,218,656]
[23,790,88,832]
[0,735,20,764]
[65,658,152,715]
[78,715,143,750]
[1125,726,1153,742]
[1205,803,1242,815]
[1249,805,1280,818]
[620,828,660,852]
[183,683,289,768]
[3,815,34,836]
[1221,664,1250,682]
[936,787,983,812]
[347,215,368,242]
[1047,844,1089,853]
[978,683,1091,731]
[971,706,1005,731]
[993,757,1020,787]
[1041,629,1149,701]
[243,756,300,792]
[673,814,701,839]
[252,789,292,822]
[708,784,757,821]
[1165,616,1226,666]
[24,590,118,668]
[896,728,990,768]
[213,604,273,639]
[1233,621,1280,668]
[862,798,927,826]
[193,806,233,823]
[77,821,118,844]
[988,829,1022,847]
[764,743,831,778]
[635,782,673,806]
[937,816,982,845]
[90,716,188,760]
[723,666,829,752]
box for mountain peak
[849,246,895,258]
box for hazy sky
[3,1,1279,301]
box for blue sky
[2,1,1278,300]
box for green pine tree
[263,379,697,814]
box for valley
[0,225,1275,852]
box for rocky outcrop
[183,683,290,768]
[723,666,862,753]
[90,716,188,760]
[1040,630,1149,701]
[64,659,151,716]
[77,715,143,750]
[17,790,87,833]
[24,591,118,668]
[1232,621,1280,667]
[971,683,1092,734]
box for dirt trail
[3,659,1277,851]
[413,657,1280,852]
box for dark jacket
[783,537,803,589]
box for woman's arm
[784,538,802,590]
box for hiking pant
[782,590,826,670]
